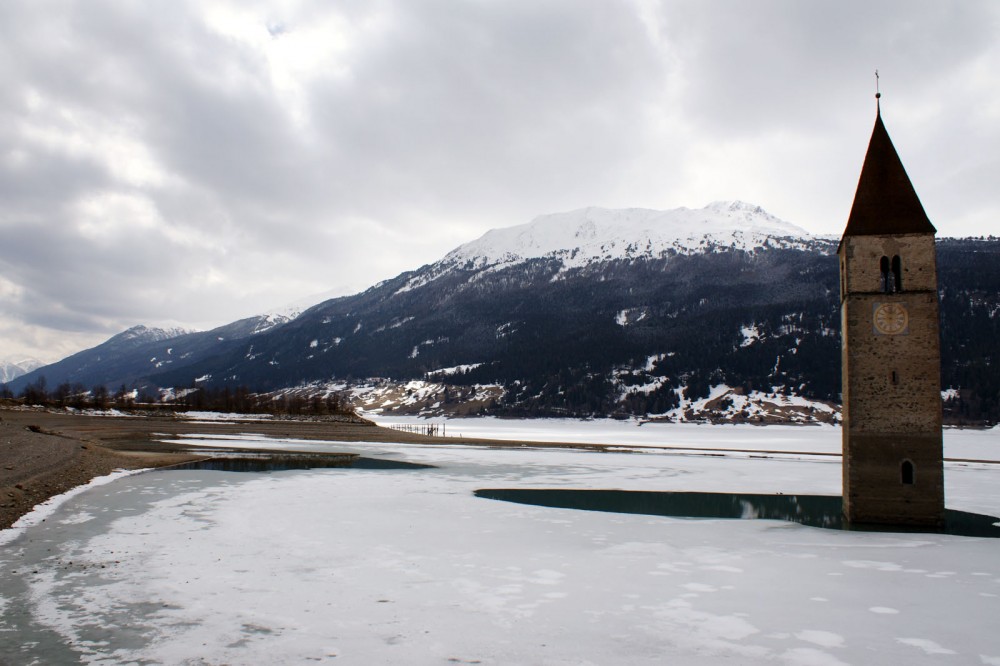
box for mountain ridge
[7,203,999,424]
[449,201,816,264]
[396,201,825,295]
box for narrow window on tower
[901,460,915,485]
[880,256,891,293]
[891,370,899,385]
[891,255,902,292]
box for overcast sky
[1,1,998,363]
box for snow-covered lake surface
[1,420,998,664]
[374,416,1000,461]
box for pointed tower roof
[842,106,935,237]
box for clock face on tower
[873,302,909,335]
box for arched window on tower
[901,460,915,485]
[891,255,902,292]
[880,256,891,293]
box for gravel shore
[0,410,202,530]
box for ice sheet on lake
[0,468,145,547]
[0,423,998,664]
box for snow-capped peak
[390,201,820,296]
[111,325,191,345]
[250,311,300,335]
[0,356,44,383]
[440,201,811,272]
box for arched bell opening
[891,255,903,292]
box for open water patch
[172,451,433,472]
[474,488,1000,538]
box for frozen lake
[373,416,1000,461]
[1,420,998,664]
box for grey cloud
[306,0,668,216]
[658,1,998,135]
[0,0,997,361]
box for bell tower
[839,97,944,526]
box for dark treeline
[1,377,353,417]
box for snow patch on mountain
[644,353,671,371]
[740,325,762,348]
[661,383,839,424]
[426,363,484,378]
[616,308,648,327]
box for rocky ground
[0,410,197,530]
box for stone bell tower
[839,97,944,526]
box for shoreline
[5,408,995,532]
[0,411,204,530]
[0,407,556,531]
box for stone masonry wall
[839,231,944,526]
[840,233,938,296]
[842,291,941,434]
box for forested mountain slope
[10,204,999,423]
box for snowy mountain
[8,314,299,394]
[398,201,824,294]
[141,205,993,422]
[449,201,813,265]
[0,357,44,384]
[112,325,192,346]
[8,300,314,394]
[247,311,301,336]
[8,203,1000,423]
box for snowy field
[1,420,999,665]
